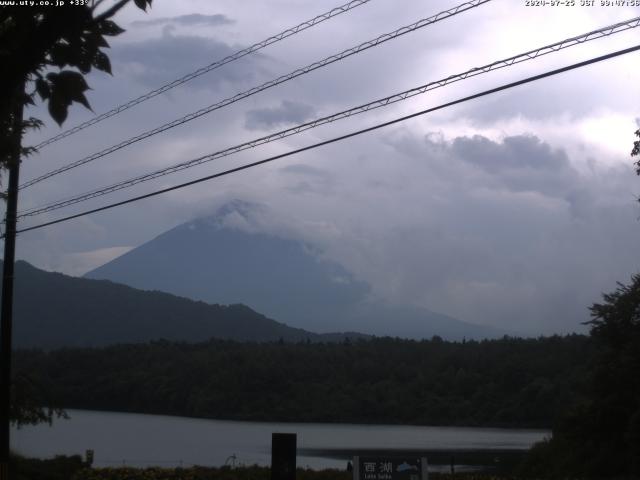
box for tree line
[14,334,591,429]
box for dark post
[271,433,296,480]
[0,81,24,480]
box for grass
[10,456,523,480]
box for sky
[7,0,640,335]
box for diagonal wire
[18,15,640,219]
[34,0,375,150]
[20,0,492,190]
[12,44,640,237]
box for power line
[12,44,640,237]
[20,0,491,190]
[33,0,375,150]
[18,15,640,219]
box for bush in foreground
[71,467,511,480]
[11,454,85,480]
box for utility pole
[0,81,24,480]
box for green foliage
[73,465,268,480]
[0,0,152,169]
[15,335,591,428]
[63,465,518,480]
[10,371,67,428]
[11,454,85,480]
[71,466,349,480]
[44,71,92,125]
[581,273,640,476]
[523,274,640,478]
[632,129,640,177]
[10,461,515,480]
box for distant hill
[86,202,504,340]
[2,260,362,348]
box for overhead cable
[13,44,640,236]
[20,0,491,190]
[34,0,376,150]
[18,16,640,219]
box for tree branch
[91,0,108,12]
[94,0,129,22]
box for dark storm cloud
[452,134,570,173]
[112,30,262,91]
[450,134,581,200]
[132,14,234,28]
[245,100,315,130]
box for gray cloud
[450,134,585,201]
[16,0,640,339]
[383,133,637,331]
[280,164,330,178]
[112,30,262,91]
[224,130,638,336]
[456,72,636,126]
[279,164,335,195]
[452,134,570,173]
[245,100,315,130]
[132,13,234,28]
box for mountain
[2,260,361,349]
[86,203,503,340]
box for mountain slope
[86,204,503,340]
[3,260,354,348]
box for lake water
[11,410,549,470]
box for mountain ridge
[2,260,366,348]
[86,204,504,340]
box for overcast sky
[9,0,640,335]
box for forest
[14,335,591,428]
[10,273,640,478]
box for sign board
[353,456,428,480]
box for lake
[11,410,549,470]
